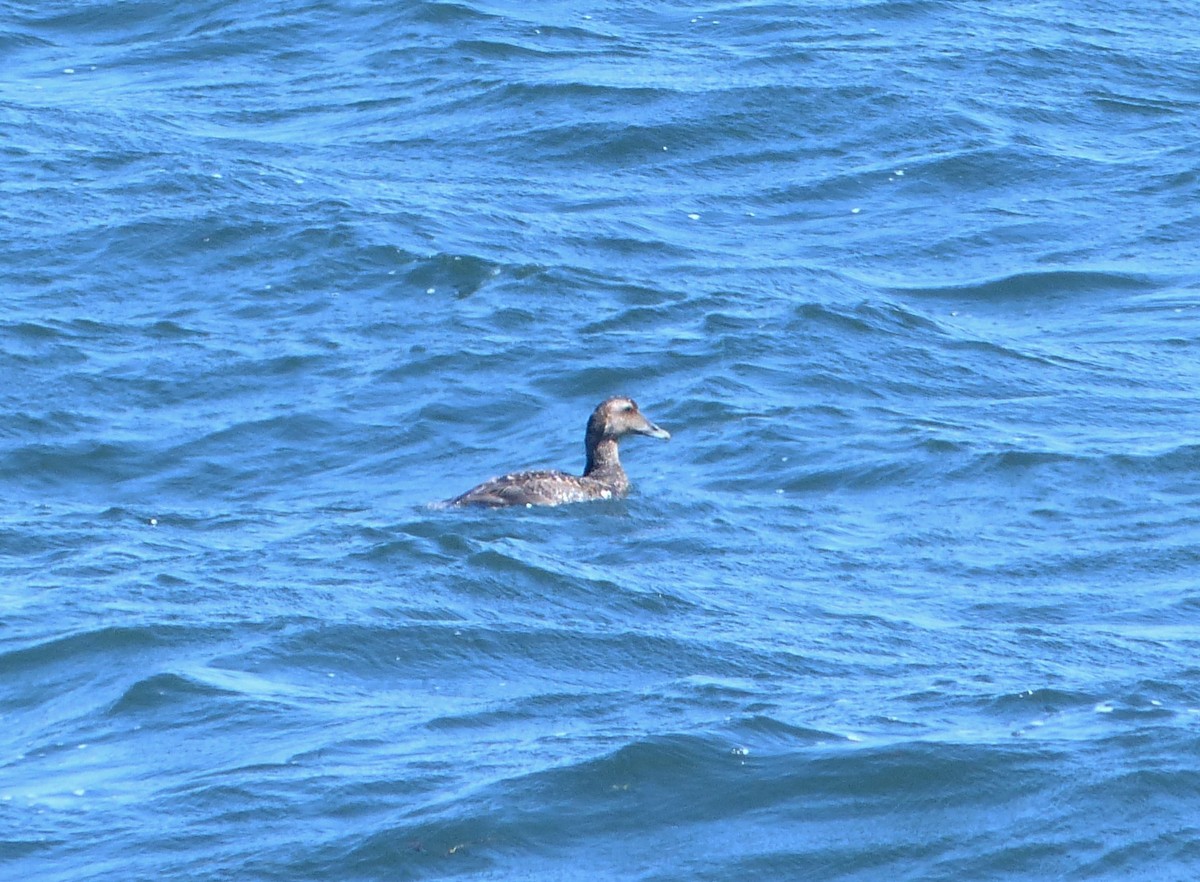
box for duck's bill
[637,419,671,440]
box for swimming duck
[446,397,670,508]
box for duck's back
[448,469,622,508]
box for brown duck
[446,397,670,508]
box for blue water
[4,1,1200,879]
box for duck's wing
[447,470,607,508]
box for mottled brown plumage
[446,397,670,508]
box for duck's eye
[622,403,635,412]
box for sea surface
[3,1,1200,879]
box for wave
[888,268,1159,304]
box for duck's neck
[585,437,625,481]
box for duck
[446,397,670,508]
